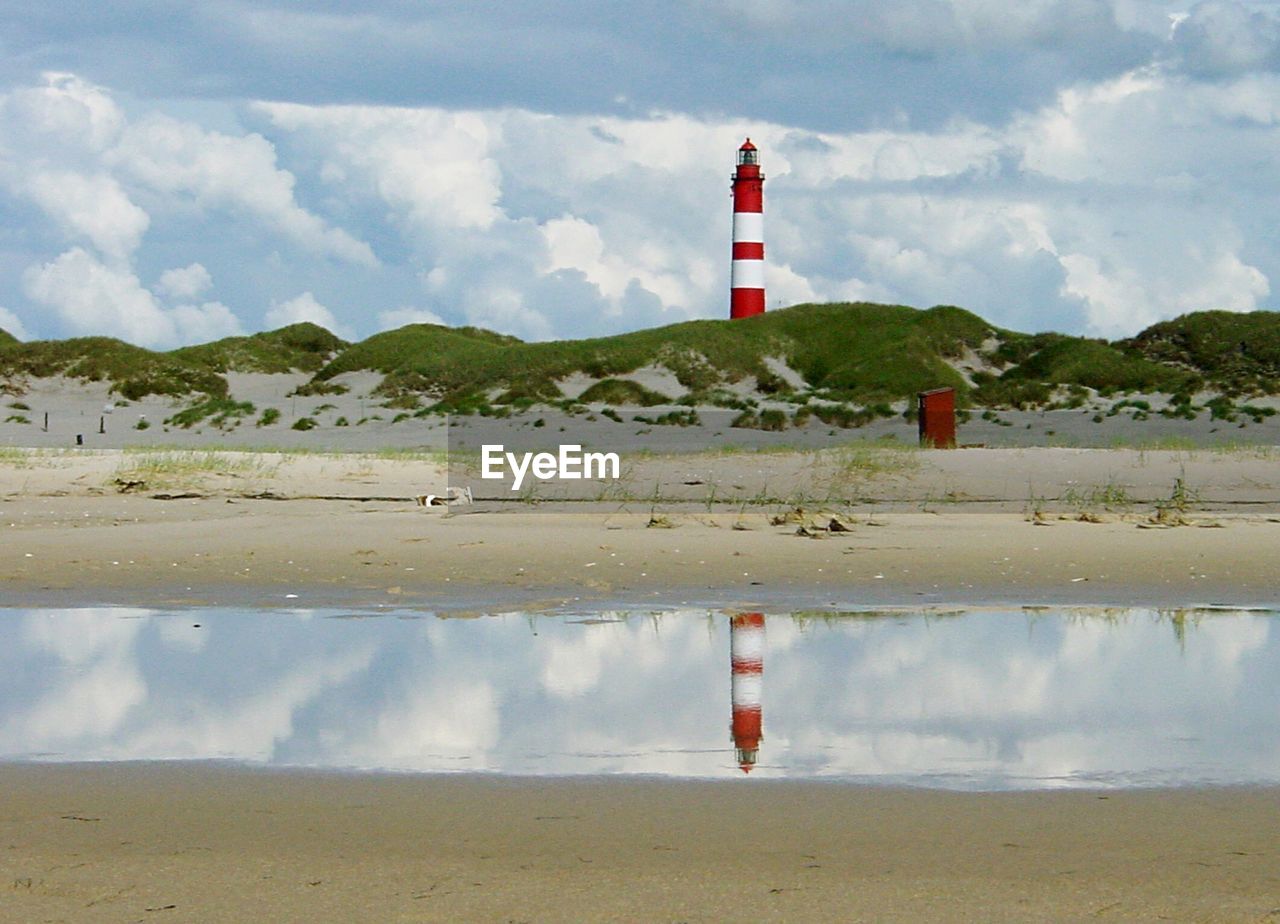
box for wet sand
[4,446,1280,920]
[3,763,1279,922]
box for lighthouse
[730,138,765,319]
[729,612,765,773]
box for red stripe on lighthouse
[730,138,765,320]
[730,289,765,319]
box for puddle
[1,605,1278,789]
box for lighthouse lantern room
[730,138,766,319]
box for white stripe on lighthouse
[732,211,763,242]
[730,259,765,289]
[732,672,763,705]
[731,620,764,662]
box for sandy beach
[4,443,1280,920]
[3,444,1279,607]
[3,764,1279,922]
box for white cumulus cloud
[22,248,243,348]
[156,263,213,301]
[22,170,149,262]
[0,72,125,157]
[1169,1,1280,77]
[266,291,353,339]
[376,306,447,330]
[112,113,378,267]
[0,307,29,340]
[4,54,1280,344]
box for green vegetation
[114,450,279,488]
[0,322,344,400]
[1108,399,1152,419]
[169,323,347,373]
[313,323,521,400]
[1198,395,1277,424]
[309,303,989,409]
[677,387,756,410]
[977,335,1191,408]
[818,442,922,501]
[291,417,318,431]
[1124,310,1280,394]
[0,336,227,399]
[7,304,1280,414]
[257,407,281,427]
[0,327,16,347]
[165,397,256,429]
[291,380,350,397]
[634,409,700,426]
[1160,392,1199,420]
[730,408,790,431]
[1061,481,1133,511]
[811,402,895,428]
[577,378,671,406]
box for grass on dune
[1123,310,1280,395]
[985,336,1193,398]
[168,322,347,374]
[0,337,228,399]
[0,446,32,466]
[116,445,448,464]
[7,303,1280,413]
[111,450,279,492]
[0,323,343,402]
[313,302,993,407]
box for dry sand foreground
[4,445,1280,921]
[3,765,1279,923]
[3,445,1280,606]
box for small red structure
[730,139,765,319]
[917,387,957,448]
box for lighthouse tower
[729,612,765,773]
[730,139,765,319]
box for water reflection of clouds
[7,608,146,750]
[770,610,1277,786]
[0,606,1277,787]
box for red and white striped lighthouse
[729,612,765,773]
[730,138,765,319]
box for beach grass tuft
[114,450,280,487]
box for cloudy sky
[1,1,1278,347]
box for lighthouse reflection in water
[729,613,765,773]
